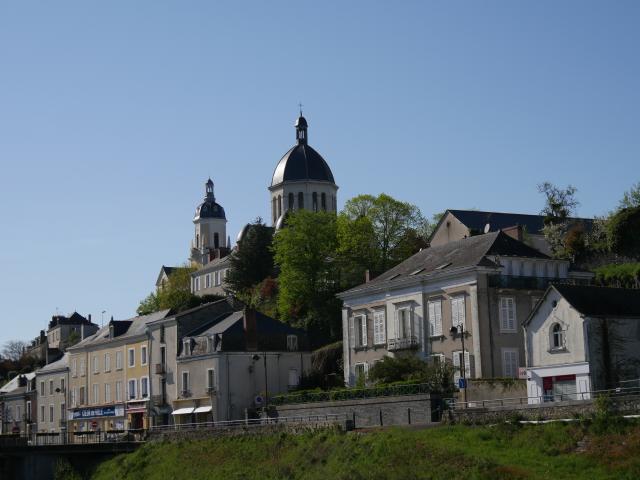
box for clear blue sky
[1,1,638,347]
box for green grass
[88,422,640,480]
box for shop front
[126,400,149,430]
[526,362,591,404]
[69,404,126,439]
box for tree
[2,340,26,362]
[273,210,341,343]
[538,182,579,222]
[137,264,221,315]
[367,354,455,394]
[339,193,428,279]
[606,206,640,259]
[225,219,275,297]
[619,181,640,210]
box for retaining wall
[275,394,435,428]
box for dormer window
[551,323,565,350]
[287,335,298,352]
[183,339,191,356]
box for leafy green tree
[225,219,275,297]
[537,182,580,259]
[339,193,428,280]
[137,264,221,315]
[273,210,341,343]
[606,206,640,258]
[619,181,640,210]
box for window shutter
[361,316,368,347]
[464,351,471,378]
[508,298,516,331]
[428,302,435,336]
[349,317,355,347]
[468,353,475,378]
[453,352,461,385]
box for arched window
[288,192,294,211]
[214,232,219,249]
[312,192,318,212]
[298,192,304,210]
[272,197,277,224]
[277,195,282,219]
[551,323,564,349]
[321,192,327,211]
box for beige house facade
[35,353,69,433]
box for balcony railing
[387,336,419,351]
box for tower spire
[205,178,214,200]
[295,110,308,145]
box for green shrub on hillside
[594,263,640,289]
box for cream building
[35,353,69,433]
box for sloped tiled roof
[341,231,549,295]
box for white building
[524,285,640,404]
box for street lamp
[449,324,467,404]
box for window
[352,314,367,347]
[181,371,190,394]
[116,351,123,370]
[60,377,65,393]
[453,351,471,385]
[183,339,191,356]
[451,296,466,329]
[205,274,211,289]
[128,379,137,400]
[287,335,298,351]
[428,300,443,337]
[80,358,85,376]
[105,383,111,403]
[60,403,65,422]
[288,192,294,211]
[141,345,148,366]
[115,382,122,402]
[26,401,31,421]
[373,310,386,345]
[160,325,165,343]
[160,345,166,366]
[397,308,412,339]
[79,386,86,405]
[104,353,111,372]
[141,377,149,398]
[93,384,99,404]
[312,192,318,212]
[272,197,277,224]
[214,232,220,249]
[551,323,565,350]
[72,358,77,377]
[499,297,517,332]
[354,363,368,383]
[207,369,216,391]
[40,381,45,396]
[298,192,304,209]
[288,368,299,387]
[49,379,54,395]
[502,348,519,378]
[277,195,282,218]
[40,405,45,423]
[49,404,54,423]
[93,355,99,374]
[321,192,327,211]
[128,348,135,368]
[195,277,200,291]
[431,353,445,364]
[71,389,76,407]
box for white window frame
[354,362,368,382]
[451,296,466,329]
[128,348,135,368]
[502,348,519,378]
[40,405,45,423]
[207,368,216,391]
[288,368,299,388]
[397,307,413,339]
[116,351,123,370]
[60,377,65,393]
[49,379,54,395]
[499,296,517,333]
[359,314,368,346]
[128,379,137,400]
[373,309,386,345]
[104,353,111,372]
[287,335,298,351]
[141,345,148,366]
[115,381,122,402]
[427,299,443,337]
[40,381,45,397]
[205,273,211,289]
[72,358,77,377]
[105,383,112,403]
[92,383,99,404]
[430,353,445,364]
[49,404,54,423]
[453,350,471,385]
[79,358,85,376]
[93,355,99,374]
[551,323,565,350]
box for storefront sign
[72,405,124,419]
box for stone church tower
[269,114,338,226]
[190,178,228,266]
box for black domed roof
[271,116,335,187]
[194,200,226,220]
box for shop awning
[171,407,194,415]
[193,406,212,414]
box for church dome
[194,178,226,220]
[270,115,335,188]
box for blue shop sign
[73,406,116,419]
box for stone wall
[448,394,640,424]
[461,379,527,405]
[275,394,435,428]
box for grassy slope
[91,423,640,480]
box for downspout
[487,290,495,377]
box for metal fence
[270,383,432,406]
[0,429,148,447]
[150,414,344,432]
[449,382,640,411]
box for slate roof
[444,209,593,236]
[553,285,640,318]
[193,254,232,275]
[341,231,549,295]
[271,144,335,187]
[37,353,69,374]
[0,372,36,394]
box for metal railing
[387,336,420,352]
[449,383,640,411]
[271,382,432,406]
[0,429,148,447]
[151,414,343,432]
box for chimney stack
[365,270,370,283]
[243,307,258,351]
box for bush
[607,206,640,258]
[594,263,640,289]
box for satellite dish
[484,223,491,234]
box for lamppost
[449,324,467,404]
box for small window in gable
[551,323,565,350]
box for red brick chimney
[244,307,258,351]
[501,225,524,242]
